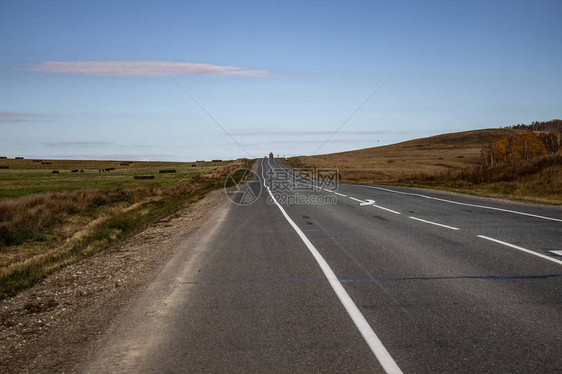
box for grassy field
[400,154,562,204]
[0,159,224,201]
[0,158,253,299]
[288,129,520,182]
[287,128,561,204]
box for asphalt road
[86,158,562,373]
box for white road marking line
[360,199,377,206]
[349,196,366,203]
[548,250,562,256]
[409,216,459,230]
[374,205,401,215]
[348,196,401,214]
[264,161,403,374]
[334,192,347,197]
[363,185,562,222]
[477,235,562,266]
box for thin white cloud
[44,141,112,147]
[227,129,388,136]
[268,138,374,144]
[26,61,271,78]
[0,111,41,122]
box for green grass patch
[0,159,224,201]
[0,158,254,300]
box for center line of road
[263,163,403,374]
[349,196,366,203]
[372,204,401,215]
[477,235,562,266]
[348,196,401,214]
[363,185,562,222]
[409,216,460,230]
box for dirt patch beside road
[0,190,227,373]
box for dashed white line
[347,196,401,214]
[372,205,401,215]
[362,185,562,222]
[323,186,398,213]
[409,216,459,230]
[478,235,562,266]
[360,199,377,206]
[264,162,403,374]
[349,196,366,204]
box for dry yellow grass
[290,129,521,183]
[287,129,561,204]
[0,158,252,299]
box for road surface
[86,158,562,373]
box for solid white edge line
[363,185,562,223]
[477,235,562,266]
[263,161,403,374]
[409,216,459,230]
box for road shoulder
[0,189,227,374]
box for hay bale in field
[134,175,155,180]
[192,164,197,167]
[71,169,79,173]
[15,157,24,160]
[51,170,59,174]
[105,167,115,171]
[32,159,42,162]
[159,169,176,173]
[0,166,9,169]
[41,162,52,165]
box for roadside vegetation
[406,127,561,203]
[0,158,253,300]
[401,154,561,203]
[287,120,562,204]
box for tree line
[481,130,561,166]
[503,119,562,131]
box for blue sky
[1,0,561,161]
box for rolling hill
[287,128,561,204]
[289,129,521,183]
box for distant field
[0,159,226,200]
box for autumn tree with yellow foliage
[481,131,551,165]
